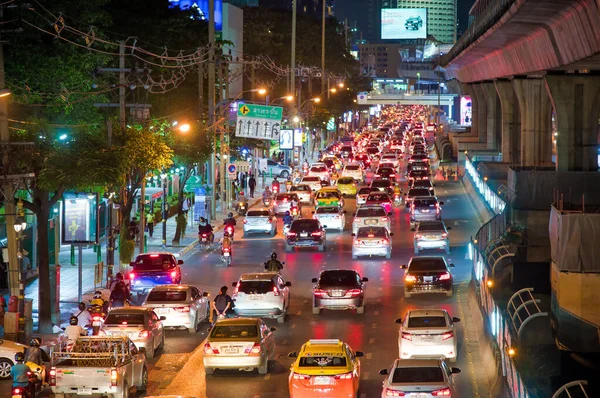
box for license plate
[250,295,263,300]
[426,235,437,240]
[420,335,434,342]
[77,388,93,395]
[410,394,428,398]
[12,394,23,398]
[223,252,230,257]
[225,347,239,354]
[420,209,429,213]
[330,291,343,297]
[300,232,308,237]
[424,276,433,283]
[202,238,207,242]
[156,308,169,314]
[313,376,332,385]
[366,220,377,225]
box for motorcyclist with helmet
[236,191,248,212]
[271,177,280,195]
[223,212,237,239]
[64,316,87,342]
[282,211,293,227]
[197,217,214,243]
[24,338,50,385]
[11,352,29,392]
[262,186,272,205]
[264,252,284,273]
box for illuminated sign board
[381,8,427,40]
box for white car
[289,184,314,204]
[396,309,460,362]
[356,187,373,206]
[103,307,165,359]
[142,284,210,333]
[308,163,330,181]
[313,206,346,231]
[380,153,399,168]
[341,163,365,183]
[352,205,391,235]
[203,318,276,375]
[243,209,277,236]
[379,358,461,398]
[352,226,392,259]
[301,176,322,192]
[0,339,27,379]
[232,273,291,324]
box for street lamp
[292,116,300,124]
[268,95,294,106]
[338,83,344,88]
[13,216,26,233]
[179,123,191,133]
[417,72,421,92]
[160,173,168,247]
[330,88,337,93]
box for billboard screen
[460,96,472,126]
[279,129,293,150]
[381,8,427,40]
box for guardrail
[465,155,506,215]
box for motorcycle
[290,205,299,217]
[87,304,106,335]
[302,165,309,175]
[199,233,212,251]
[224,225,235,242]
[11,384,32,398]
[221,246,232,267]
[263,197,272,207]
[393,194,403,208]
[237,202,247,216]
[285,180,292,192]
[283,223,291,236]
[272,185,280,196]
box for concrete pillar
[513,78,553,167]
[495,80,521,164]
[481,82,501,150]
[472,83,488,143]
[545,75,600,171]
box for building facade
[396,0,457,44]
[259,0,335,18]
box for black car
[375,167,397,181]
[409,153,429,163]
[410,179,435,194]
[354,154,371,168]
[405,188,432,209]
[370,179,394,197]
[406,161,430,175]
[285,219,327,252]
[311,269,369,314]
[408,169,430,183]
[401,256,454,298]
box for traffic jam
[24,105,466,398]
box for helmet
[223,231,229,237]
[228,212,233,218]
[30,338,41,347]
[78,302,86,311]
[274,177,278,180]
[14,352,24,362]
[115,272,124,281]
[70,316,78,326]
[271,252,277,260]
[239,191,245,196]
[285,211,290,216]
[93,291,103,299]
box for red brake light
[334,372,353,380]
[244,342,262,354]
[202,233,208,237]
[150,254,159,258]
[347,289,362,297]
[368,233,374,238]
[385,388,406,396]
[390,174,395,177]
[287,231,296,237]
[439,272,451,281]
[175,306,191,313]
[13,388,23,394]
[442,233,448,238]
[405,274,416,283]
[129,272,135,280]
[442,331,454,341]
[92,315,101,321]
[314,289,326,297]
[381,217,388,222]
[273,286,280,296]
[49,367,56,386]
[401,332,412,341]
[293,372,311,380]
[139,330,150,338]
[203,342,219,355]
[382,238,389,245]
[375,174,380,177]
[110,368,118,387]
[432,387,452,396]
[312,231,322,236]
[170,271,178,278]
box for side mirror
[178,259,184,265]
[448,263,455,268]
[362,277,369,282]
[343,210,348,214]
[439,201,445,206]
[451,367,461,374]
[270,327,277,332]
[311,278,318,283]
[389,233,394,237]
[159,316,167,321]
[285,281,292,287]
[323,225,328,229]
[452,317,461,323]
[355,351,365,358]
[203,292,209,297]
[351,233,356,237]
[395,318,402,324]
[288,351,298,358]
[311,211,315,214]
[232,282,238,287]
[446,226,452,230]
[129,262,136,267]
[379,368,389,376]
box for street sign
[237,104,283,120]
[184,175,203,192]
[235,117,281,140]
[234,161,251,172]
[228,164,237,174]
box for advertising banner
[293,128,303,147]
[381,8,427,40]
[62,193,99,244]
[460,96,472,126]
[280,129,293,149]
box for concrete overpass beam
[495,80,521,165]
[513,78,553,167]
[481,82,501,151]
[472,83,488,144]
[545,75,600,172]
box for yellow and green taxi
[315,187,344,208]
[335,177,358,197]
[288,339,363,398]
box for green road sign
[237,104,283,121]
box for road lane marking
[366,352,373,360]
[369,338,375,344]
[264,374,271,381]
[296,311,302,316]
[374,310,379,316]
[362,373,369,381]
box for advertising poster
[293,128,303,147]
[381,8,427,40]
[279,129,293,150]
[460,96,472,126]
[62,193,99,244]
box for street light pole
[208,0,216,221]
[161,173,167,248]
[321,0,326,97]
[291,0,297,113]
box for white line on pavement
[374,310,379,316]
[366,353,373,360]
[362,373,369,381]
[369,338,375,344]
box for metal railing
[506,288,548,338]
[552,380,589,398]
[465,155,506,215]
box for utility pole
[217,58,226,216]
[119,41,126,131]
[321,0,326,96]
[208,0,216,221]
[291,0,297,115]
[344,18,348,48]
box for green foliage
[119,225,136,265]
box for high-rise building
[259,0,335,18]
[224,0,259,6]
[395,0,457,44]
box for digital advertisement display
[279,129,293,150]
[293,128,303,147]
[460,96,472,126]
[381,8,427,40]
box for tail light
[233,282,240,296]
[382,239,389,245]
[129,272,135,280]
[203,342,219,355]
[227,227,234,233]
[312,231,322,237]
[439,272,451,281]
[442,331,454,341]
[292,372,311,380]
[390,174,395,177]
[92,315,102,321]
[401,332,413,341]
[441,233,448,238]
[347,289,362,297]
[385,388,406,396]
[139,330,150,338]
[273,286,280,296]
[432,387,452,396]
[223,247,231,253]
[405,274,416,283]
[287,231,296,237]
[415,234,422,239]
[381,217,388,222]
[170,271,178,279]
[49,367,56,386]
[175,306,191,313]
[243,219,248,224]
[314,289,327,297]
[244,342,262,354]
[283,198,288,202]
[13,387,24,394]
[201,233,208,238]
[334,372,353,380]
[110,368,118,387]
[375,174,380,177]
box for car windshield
[409,258,446,271]
[247,210,270,217]
[302,177,319,182]
[105,313,145,325]
[357,207,386,217]
[411,154,427,160]
[291,185,310,192]
[316,207,339,214]
[276,194,297,201]
[408,316,447,328]
[367,147,379,154]
[358,188,372,195]
[337,178,354,184]
[299,356,347,367]
[372,180,391,188]
[392,367,444,383]
[146,290,187,302]
[379,168,395,173]
[311,166,328,172]
[418,222,445,231]
[345,165,360,171]
[317,191,339,199]
[132,254,175,271]
[237,280,274,294]
[413,181,432,188]
[409,189,431,197]
[414,198,438,207]
[210,324,259,339]
[341,146,353,152]
[357,228,387,238]
[367,194,389,202]
[319,270,359,286]
[291,220,320,230]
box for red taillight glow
[405,274,416,283]
[139,330,150,338]
[385,388,406,396]
[203,342,219,355]
[314,289,327,297]
[439,272,451,281]
[442,233,448,238]
[375,174,380,177]
[273,286,280,296]
[381,217,388,222]
[368,233,374,238]
[92,315,101,321]
[442,331,454,341]
[110,368,118,387]
[170,271,178,278]
[312,231,322,236]
[415,234,422,239]
[401,332,412,341]
[390,174,395,177]
[150,254,159,258]
[129,272,135,280]
[287,231,296,237]
[49,367,57,386]
[347,289,362,297]
[432,387,452,396]
[244,342,262,354]
[292,372,311,380]
[334,372,353,380]
[13,387,23,394]
[175,306,191,313]
[243,219,248,224]
[201,233,208,237]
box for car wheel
[139,367,148,392]
[356,303,365,314]
[446,288,453,297]
[205,367,214,375]
[258,359,269,375]
[312,306,320,315]
[144,345,155,359]
[0,358,14,379]
[159,332,165,349]
[280,170,289,178]
[404,290,411,298]
[189,315,198,334]
[386,252,391,259]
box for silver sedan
[352,226,393,259]
[243,209,277,236]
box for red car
[365,192,393,214]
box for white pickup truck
[50,336,147,398]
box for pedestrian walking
[129,217,140,242]
[146,212,154,238]
[248,174,256,197]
